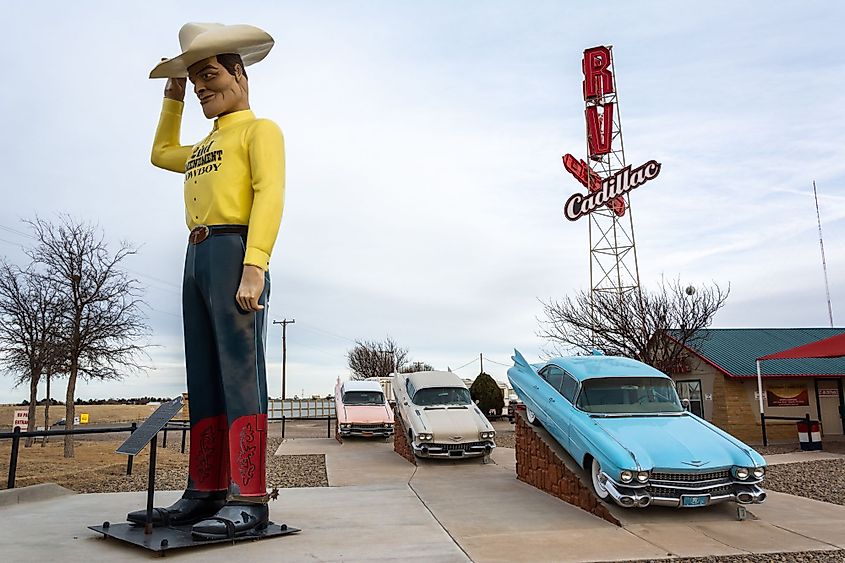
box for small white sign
[705,394,713,401]
[73,416,80,425]
[12,410,28,430]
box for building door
[676,380,703,417]
[817,379,844,435]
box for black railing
[1,421,189,490]
[2,416,333,490]
[760,412,815,447]
[271,416,335,439]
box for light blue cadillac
[508,350,767,508]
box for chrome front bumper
[601,473,766,508]
[413,441,495,458]
[339,425,394,437]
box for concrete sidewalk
[2,437,845,562]
[764,451,845,465]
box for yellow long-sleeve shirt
[151,98,285,270]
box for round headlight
[636,471,649,483]
[620,470,634,483]
[752,467,765,479]
[736,467,749,480]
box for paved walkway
[1,437,844,562]
[764,451,845,465]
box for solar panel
[116,397,184,456]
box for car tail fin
[512,349,537,375]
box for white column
[756,360,765,414]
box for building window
[676,379,703,417]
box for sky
[1,1,844,404]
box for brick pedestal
[393,411,416,465]
[515,412,619,526]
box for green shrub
[470,372,504,418]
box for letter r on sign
[582,46,614,100]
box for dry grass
[0,404,166,430]
[0,437,187,490]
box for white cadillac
[392,370,496,458]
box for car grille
[650,469,731,483]
[431,441,487,451]
[647,484,733,499]
[350,423,389,429]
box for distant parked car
[507,400,523,423]
[53,418,66,427]
[393,370,496,458]
[508,350,766,508]
[335,378,394,438]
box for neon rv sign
[562,45,661,221]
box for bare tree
[347,337,409,380]
[538,278,729,371]
[25,216,151,458]
[0,263,67,446]
[400,361,434,373]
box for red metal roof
[758,332,845,361]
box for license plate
[681,494,710,507]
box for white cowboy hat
[150,22,274,79]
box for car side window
[561,373,578,403]
[406,379,415,399]
[541,366,566,394]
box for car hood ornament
[681,460,708,467]
[450,436,463,442]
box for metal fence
[1,414,341,490]
[268,399,335,419]
[0,422,189,490]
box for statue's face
[187,56,247,119]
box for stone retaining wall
[393,411,416,465]
[515,412,619,526]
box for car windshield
[413,387,472,406]
[576,377,683,414]
[342,391,385,405]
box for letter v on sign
[585,103,614,156]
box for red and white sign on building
[13,409,29,430]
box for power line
[296,321,356,343]
[451,357,478,371]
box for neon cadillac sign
[564,160,661,221]
[562,45,661,221]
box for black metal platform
[89,521,300,552]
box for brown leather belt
[189,224,248,245]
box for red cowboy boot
[192,413,269,539]
[127,414,228,527]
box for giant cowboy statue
[126,23,284,540]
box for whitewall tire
[525,408,541,426]
[591,458,610,500]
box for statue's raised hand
[162,58,187,101]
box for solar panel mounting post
[145,434,158,535]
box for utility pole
[273,319,295,401]
[480,353,484,374]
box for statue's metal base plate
[89,521,299,553]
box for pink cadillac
[335,379,394,437]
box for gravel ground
[757,440,845,456]
[495,430,516,449]
[55,436,327,493]
[763,459,845,506]
[621,551,845,562]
